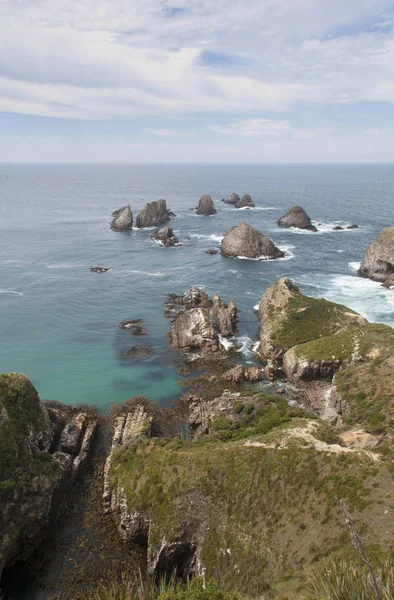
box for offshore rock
[358,227,394,283]
[136,199,173,228]
[110,205,133,231]
[196,194,217,216]
[211,294,237,337]
[0,374,98,579]
[235,193,255,209]
[151,226,180,247]
[277,205,317,232]
[225,192,240,205]
[221,222,284,259]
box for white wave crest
[218,334,234,350]
[190,233,224,243]
[0,289,23,296]
[348,261,361,272]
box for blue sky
[1,0,394,162]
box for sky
[1,0,394,163]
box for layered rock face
[358,227,394,284]
[166,287,237,355]
[110,205,133,231]
[151,226,180,247]
[196,194,217,216]
[235,193,255,209]
[224,192,240,205]
[221,222,284,259]
[135,199,173,228]
[277,205,317,232]
[0,374,98,579]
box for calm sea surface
[0,163,393,411]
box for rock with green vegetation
[358,227,394,284]
[108,392,394,597]
[0,373,98,578]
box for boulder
[151,226,180,247]
[135,199,172,228]
[205,249,218,255]
[90,266,109,273]
[110,205,133,231]
[221,222,284,259]
[277,205,317,232]
[333,226,344,231]
[225,193,240,205]
[358,227,394,283]
[196,194,217,216]
[347,224,360,230]
[235,194,255,209]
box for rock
[166,288,238,356]
[333,226,344,231]
[235,194,255,209]
[277,205,317,232]
[225,192,240,205]
[188,391,243,436]
[148,541,197,579]
[358,227,394,282]
[151,226,180,247]
[205,249,218,255]
[382,273,394,288]
[347,224,360,229]
[222,365,263,383]
[135,199,173,228]
[120,347,154,358]
[90,266,109,273]
[221,222,284,259]
[196,194,217,216]
[110,205,133,231]
[119,319,147,336]
[0,375,98,579]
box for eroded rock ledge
[358,226,394,285]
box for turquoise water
[1,163,393,411]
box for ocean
[0,163,393,412]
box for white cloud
[143,128,188,136]
[209,118,291,136]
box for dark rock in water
[221,221,284,259]
[166,287,237,357]
[225,192,240,205]
[151,226,180,247]
[205,249,218,255]
[333,226,344,231]
[90,266,109,273]
[347,224,360,229]
[277,205,317,232]
[120,347,154,358]
[119,319,147,336]
[358,227,394,283]
[110,205,133,231]
[0,374,98,579]
[196,194,217,216]
[235,194,255,209]
[136,199,172,228]
[382,273,394,288]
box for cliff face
[358,227,394,284]
[0,373,98,578]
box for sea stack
[110,205,133,231]
[277,205,317,232]
[235,194,255,209]
[151,226,180,247]
[196,194,217,216]
[225,193,240,205]
[221,222,284,259]
[136,200,172,228]
[358,227,394,285]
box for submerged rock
[135,199,173,228]
[151,226,180,247]
[119,319,147,336]
[205,249,218,255]
[333,226,344,231]
[358,227,394,284]
[225,192,240,205]
[110,205,133,231]
[277,205,317,232]
[235,193,255,209]
[221,222,284,259]
[0,374,98,579]
[90,266,109,273]
[196,194,217,216]
[120,346,154,358]
[347,224,360,230]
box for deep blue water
[0,163,393,411]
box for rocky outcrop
[188,391,243,437]
[382,273,394,288]
[119,319,147,336]
[151,226,180,247]
[196,194,217,216]
[221,222,284,259]
[277,206,317,232]
[225,192,240,205]
[90,267,109,273]
[166,288,237,356]
[221,365,263,383]
[235,194,255,209]
[110,205,133,231]
[135,199,173,228]
[358,227,394,284]
[0,374,98,579]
